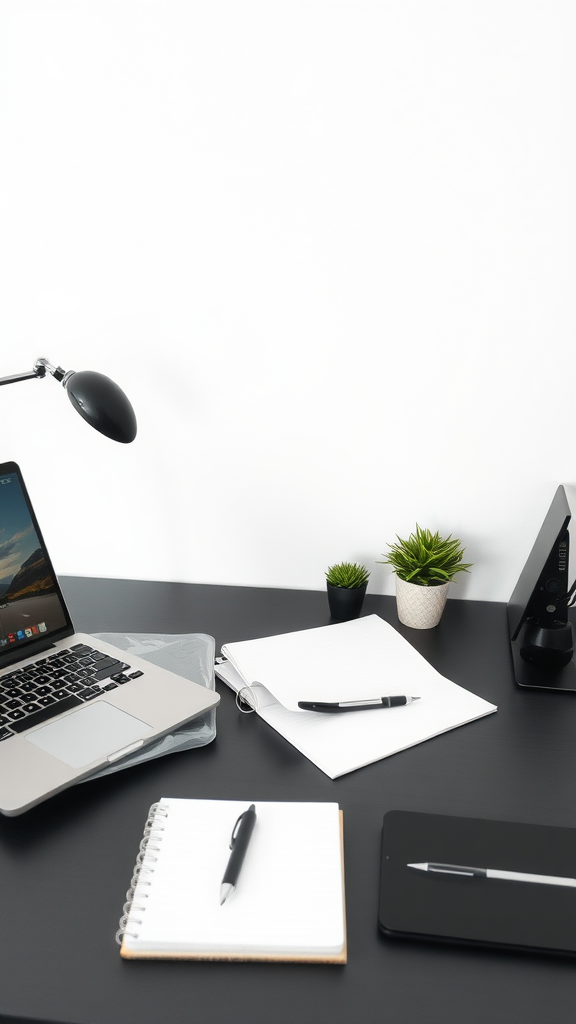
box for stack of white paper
[215,614,497,778]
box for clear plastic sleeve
[85,632,216,780]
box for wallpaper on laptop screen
[0,471,68,648]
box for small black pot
[327,582,367,622]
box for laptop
[0,461,220,816]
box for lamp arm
[0,358,67,387]
[0,366,45,386]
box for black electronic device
[507,485,576,690]
[378,810,576,956]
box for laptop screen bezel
[0,461,74,667]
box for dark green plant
[378,525,472,587]
[325,561,370,589]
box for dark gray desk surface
[1,578,575,1024]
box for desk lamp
[0,357,137,443]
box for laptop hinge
[0,640,58,671]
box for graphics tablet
[378,810,576,956]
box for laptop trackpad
[26,702,153,769]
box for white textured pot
[395,577,450,629]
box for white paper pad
[122,799,345,957]
[216,614,497,778]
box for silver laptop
[0,461,220,815]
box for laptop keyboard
[0,643,144,742]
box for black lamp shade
[65,370,137,443]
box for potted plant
[325,561,371,621]
[378,525,472,629]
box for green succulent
[325,561,371,589]
[378,525,472,587]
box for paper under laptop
[0,461,219,815]
[215,615,497,778]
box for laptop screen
[0,463,72,662]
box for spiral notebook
[117,798,347,963]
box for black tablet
[378,810,576,956]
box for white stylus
[408,862,576,888]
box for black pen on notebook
[298,695,421,713]
[220,803,257,904]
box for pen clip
[230,811,246,849]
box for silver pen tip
[407,862,427,871]
[220,883,235,905]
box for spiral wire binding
[235,685,259,713]
[216,656,259,713]
[115,801,168,945]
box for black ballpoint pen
[220,803,257,904]
[297,696,421,713]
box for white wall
[0,0,574,602]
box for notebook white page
[122,799,345,956]
[216,615,497,778]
